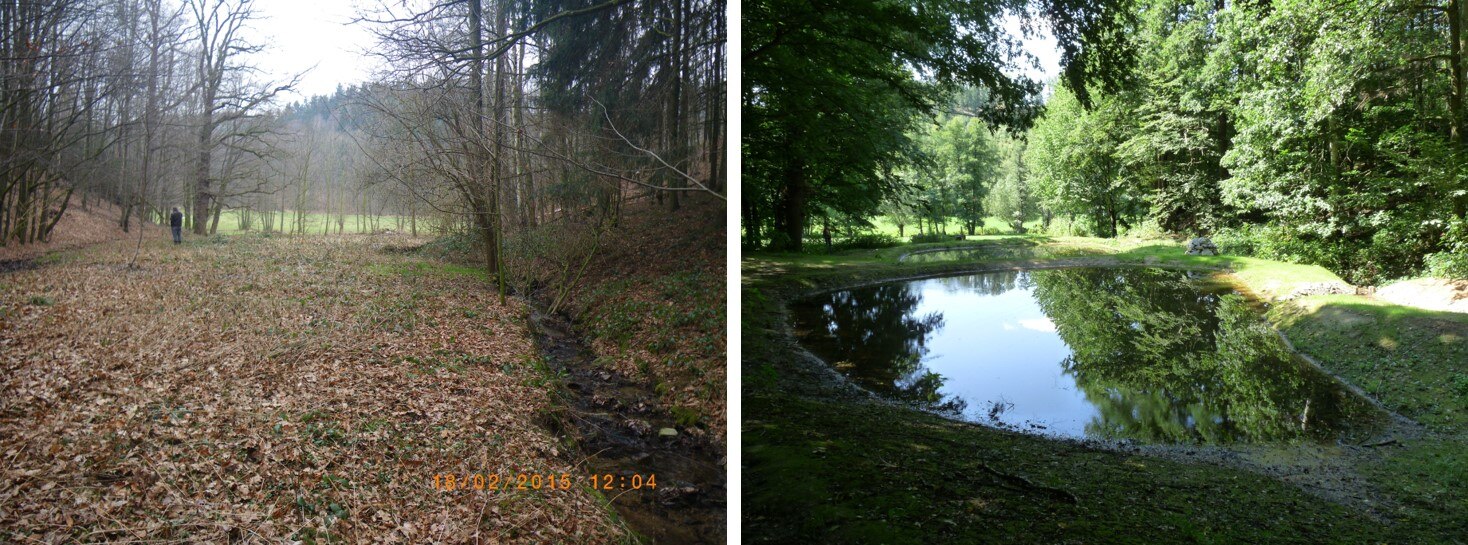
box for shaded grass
[1267,295,1468,541]
[744,394,1391,545]
[1269,295,1467,431]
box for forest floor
[381,197,729,543]
[743,235,1466,544]
[0,234,636,543]
[0,200,162,265]
[424,199,728,445]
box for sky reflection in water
[792,268,1385,444]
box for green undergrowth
[367,260,488,281]
[580,269,725,428]
[744,235,1467,544]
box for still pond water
[793,268,1385,445]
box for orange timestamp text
[432,472,657,492]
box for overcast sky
[248,0,378,102]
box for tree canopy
[746,0,1468,284]
[742,0,1135,250]
[1023,0,1468,282]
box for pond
[791,268,1387,445]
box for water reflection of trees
[932,270,1025,296]
[1030,268,1378,443]
[794,283,966,414]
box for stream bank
[526,305,725,544]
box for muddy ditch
[526,306,725,544]
[0,258,39,274]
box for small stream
[526,306,725,544]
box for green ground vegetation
[206,209,439,236]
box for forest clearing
[745,0,1465,540]
[2,0,727,541]
[2,198,725,542]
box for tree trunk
[777,159,806,251]
[469,0,501,289]
[193,113,213,235]
[742,196,760,247]
[1451,0,1467,218]
[491,0,508,298]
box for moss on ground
[745,395,1391,545]
[1268,295,1468,540]
[744,235,1467,544]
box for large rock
[1186,237,1219,256]
[1281,281,1353,301]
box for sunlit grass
[210,209,437,235]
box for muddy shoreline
[526,305,726,544]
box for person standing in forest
[169,207,183,245]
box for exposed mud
[1375,277,1468,313]
[0,258,38,274]
[527,307,726,544]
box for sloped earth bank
[0,199,164,264]
[0,235,630,543]
[528,309,724,544]
[512,202,727,544]
[744,247,1466,544]
[413,200,728,543]
[1374,277,1468,313]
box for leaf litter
[0,235,630,543]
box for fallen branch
[976,462,1079,505]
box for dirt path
[1373,277,1468,313]
[1,235,627,543]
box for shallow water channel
[528,308,725,544]
[792,267,1386,445]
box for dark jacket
[169,210,183,228]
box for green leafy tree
[985,133,1037,231]
[1114,0,1234,233]
[925,115,1001,235]
[1025,86,1145,237]
[743,0,1136,250]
